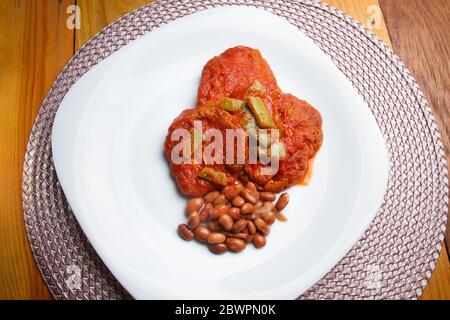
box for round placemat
[22,0,448,300]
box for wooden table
[0,0,448,300]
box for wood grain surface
[0,0,74,299]
[380,0,450,245]
[0,0,448,300]
[380,0,450,299]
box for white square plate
[52,6,388,299]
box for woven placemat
[22,0,448,300]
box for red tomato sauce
[164,46,323,197]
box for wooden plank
[421,244,450,300]
[379,0,450,245]
[379,0,450,300]
[0,0,75,299]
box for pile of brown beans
[177,181,289,254]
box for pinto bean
[199,203,212,221]
[276,192,289,211]
[213,194,228,205]
[240,203,254,215]
[227,232,248,240]
[204,191,220,203]
[186,198,204,216]
[194,225,211,242]
[247,220,256,234]
[259,192,276,201]
[254,218,270,235]
[219,214,234,231]
[254,202,274,215]
[226,238,247,252]
[274,210,288,222]
[246,182,258,194]
[180,186,289,254]
[253,233,266,248]
[232,196,245,207]
[261,211,276,225]
[209,243,228,254]
[187,211,200,229]
[245,182,260,201]
[223,184,243,200]
[207,232,226,244]
[241,190,257,204]
[211,204,229,219]
[178,224,194,240]
[227,207,242,220]
[208,220,222,232]
[231,219,248,233]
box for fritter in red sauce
[197,46,282,119]
[259,94,323,192]
[165,46,323,197]
[164,106,239,197]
